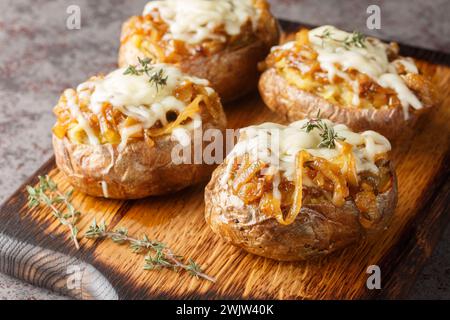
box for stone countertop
[0,0,448,300]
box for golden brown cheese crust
[54,102,227,199]
[259,68,433,138]
[204,160,397,261]
[118,1,280,102]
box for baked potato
[259,25,438,138]
[205,117,397,261]
[118,0,280,103]
[52,61,227,199]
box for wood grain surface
[0,22,449,300]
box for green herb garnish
[27,175,80,249]
[26,178,215,282]
[315,29,367,49]
[148,68,168,92]
[85,219,215,282]
[343,31,366,49]
[123,57,168,92]
[315,27,333,46]
[302,111,345,149]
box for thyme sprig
[27,176,80,249]
[148,69,168,92]
[123,57,152,76]
[85,219,215,282]
[123,57,168,91]
[26,177,215,281]
[343,31,367,49]
[315,27,333,47]
[302,111,345,149]
[315,28,367,49]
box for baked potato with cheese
[119,0,279,103]
[259,26,438,138]
[52,61,226,199]
[205,118,397,261]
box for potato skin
[204,161,397,261]
[53,104,227,200]
[118,17,279,103]
[259,68,432,139]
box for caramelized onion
[148,95,203,137]
[259,192,283,221]
[232,160,266,193]
[229,147,390,226]
[309,158,349,207]
[275,151,308,225]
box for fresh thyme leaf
[65,189,74,198]
[344,31,366,49]
[318,125,340,149]
[123,65,139,76]
[148,69,168,92]
[85,219,215,282]
[47,178,57,191]
[84,218,107,239]
[302,110,325,133]
[26,177,215,281]
[111,227,128,244]
[130,240,144,253]
[123,57,153,76]
[71,226,79,243]
[26,176,80,250]
[186,259,202,277]
[145,249,172,270]
[315,27,333,46]
[123,57,168,91]
[138,57,152,68]
[302,110,345,149]
[315,29,366,50]
[26,185,36,196]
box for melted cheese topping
[143,0,260,44]
[307,25,422,118]
[224,120,391,183]
[64,89,100,145]
[171,127,192,147]
[89,65,208,112]
[65,64,210,148]
[101,181,109,198]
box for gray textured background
[0,0,448,299]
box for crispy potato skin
[204,161,397,261]
[118,18,279,103]
[53,104,227,200]
[259,68,433,138]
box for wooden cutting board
[0,21,449,300]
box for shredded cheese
[224,119,391,184]
[171,127,191,147]
[101,181,109,198]
[90,65,208,112]
[307,25,422,118]
[143,0,261,44]
[225,119,392,225]
[64,64,213,146]
[64,89,100,145]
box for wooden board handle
[0,233,118,300]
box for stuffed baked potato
[119,0,279,102]
[52,61,226,199]
[259,26,438,138]
[205,117,397,261]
